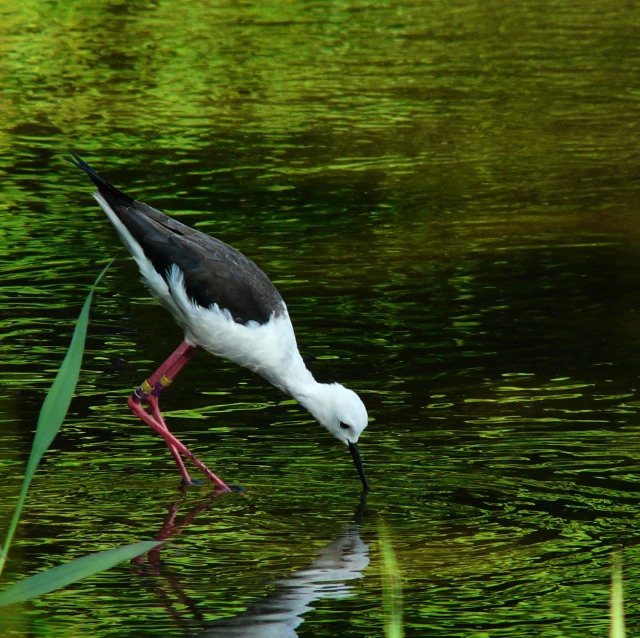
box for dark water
[2,0,640,636]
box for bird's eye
[339,422,350,430]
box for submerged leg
[128,341,231,491]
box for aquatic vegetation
[610,551,625,638]
[0,263,159,606]
[379,521,404,638]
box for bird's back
[68,151,284,326]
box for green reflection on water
[2,0,640,635]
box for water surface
[2,0,640,636]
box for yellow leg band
[141,380,153,394]
[159,375,172,388]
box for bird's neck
[280,363,334,425]
[279,358,321,401]
[255,309,330,418]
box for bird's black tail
[67,149,134,207]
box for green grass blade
[0,262,112,577]
[378,522,404,638]
[610,550,625,638]
[0,541,161,607]
[29,260,112,475]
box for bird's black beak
[348,441,370,492]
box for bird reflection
[134,495,369,637]
[202,523,369,637]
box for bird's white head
[293,381,370,491]
[300,382,368,444]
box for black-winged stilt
[68,151,369,492]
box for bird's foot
[181,477,205,486]
[180,477,243,493]
[228,484,246,493]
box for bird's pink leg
[142,342,195,483]
[128,341,232,491]
[130,342,194,483]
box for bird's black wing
[68,151,284,325]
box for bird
[67,150,370,492]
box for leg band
[132,379,154,403]
[152,375,173,397]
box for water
[2,0,640,635]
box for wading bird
[68,151,369,492]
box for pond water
[2,0,640,636]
